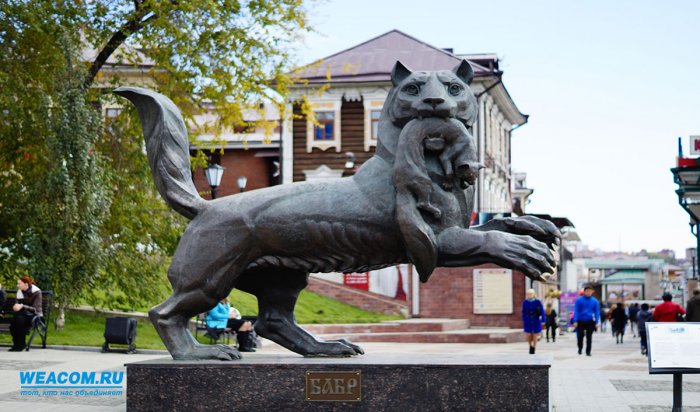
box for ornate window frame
[363,100,384,152]
[289,85,389,154]
[361,89,388,152]
[306,100,341,153]
[302,164,344,181]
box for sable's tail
[393,118,441,282]
[114,87,206,220]
[395,191,438,283]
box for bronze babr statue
[115,60,559,361]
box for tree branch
[84,5,157,88]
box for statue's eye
[402,84,420,95]
[449,83,462,96]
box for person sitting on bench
[9,276,42,352]
[227,302,256,352]
[205,298,255,352]
[0,282,6,317]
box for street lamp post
[205,162,225,199]
[344,151,356,169]
[237,176,248,193]
[691,248,697,280]
[671,137,700,281]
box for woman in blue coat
[205,299,230,339]
[522,289,546,354]
[205,298,256,351]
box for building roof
[584,259,664,271]
[597,271,647,284]
[82,43,156,68]
[293,29,496,84]
[527,214,575,229]
[292,29,528,126]
[456,53,500,71]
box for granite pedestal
[126,354,550,411]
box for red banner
[678,157,700,167]
[343,272,369,290]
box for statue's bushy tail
[114,87,206,220]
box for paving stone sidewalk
[1,328,698,411]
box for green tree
[26,42,111,328]
[0,1,310,323]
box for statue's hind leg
[149,225,253,360]
[238,269,364,357]
[149,289,241,360]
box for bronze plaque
[305,371,361,401]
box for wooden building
[283,30,528,217]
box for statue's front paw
[506,216,561,249]
[173,344,242,361]
[305,340,364,357]
[484,231,556,281]
[417,202,442,219]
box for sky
[291,0,700,257]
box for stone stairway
[303,318,526,344]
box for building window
[105,108,122,118]
[305,101,341,153]
[371,110,381,140]
[363,100,384,151]
[104,108,122,130]
[313,112,335,140]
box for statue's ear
[453,59,474,85]
[391,61,413,86]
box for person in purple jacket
[522,289,546,354]
[572,285,600,356]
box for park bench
[0,290,53,350]
[192,313,260,349]
[193,312,233,345]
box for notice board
[647,322,700,374]
[473,268,513,314]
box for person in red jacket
[653,292,686,322]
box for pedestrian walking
[522,289,545,354]
[653,292,686,322]
[687,288,700,322]
[545,303,558,342]
[607,303,617,338]
[628,303,640,337]
[600,303,609,333]
[637,303,653,356]
[572,285,600,356]
[611,302,628,344]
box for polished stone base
[126,354,550,411]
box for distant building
[93,44,282,198]
[579,258,666,302]
[511,172,534,215]
[189,105,282,198]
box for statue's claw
[172,344,242,361]
[304,340,364,357]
